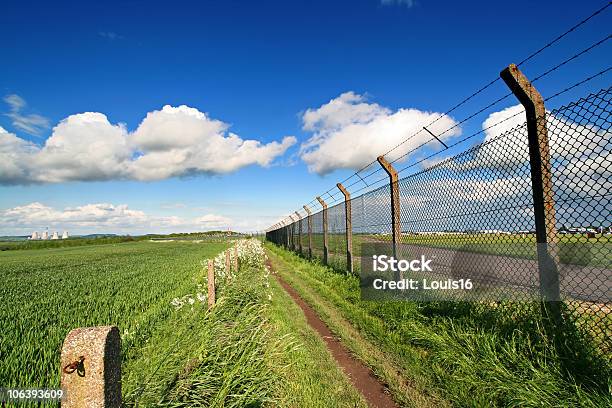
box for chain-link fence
[267,86,611,356]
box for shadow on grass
[417,300,611,394]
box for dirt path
[268,260,399,408]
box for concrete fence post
[61,326,121,408]
[290,215,296,251]
[284,220,290,249]
[287,217,293,250]
[303,205,313,259]
[316,196,329,265]
[208,259,215,309]
[295,211,302,255]
[225,250,231,278]
[501,64,561,310]
[287,218,292,249]
[337,183,353,274]
[377,156,401,259]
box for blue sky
[0,0,609,235]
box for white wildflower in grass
[170,297,184,310]
[172,239,269,312]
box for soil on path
[267,259,399,408]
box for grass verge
[267,273,368,407]
[123,240,368,407]
[267,243,612,407]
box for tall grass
[123,241,285,407]
[267,243,612,407]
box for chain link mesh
[267,87,611,355]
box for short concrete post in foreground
[208,259,216,309]
[316,196,329,265]
[61,326,121,408]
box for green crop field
[1,238,376,407]
[0,240,228,391]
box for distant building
[62,231,69,239]
[30,231,40,240]
[51,231,59,240]
[41,231,49,240]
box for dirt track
[268,260,398,408]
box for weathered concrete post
[377,156,401,260]
[284,219,290,249]
[287,217,292,250]
[225,250,231,277]
[295,211,303,255]
[337,183,353,274]
[208,259,215,309]
[303,205,313,259]
[61,326,121,408]
[500,64,561,307]
[290,215,297,251]
[287,217,293,249]
[316,196,329,265]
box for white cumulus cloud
[299,92,460,175]
[0,202,234,235]
[0,105,296,185]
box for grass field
[267,243,612,407]
[0,240,228,392]
[1,238,377,407]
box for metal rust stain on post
[337,183,353,274]
[303,205,313,259]
[208,259,215,309]
[61,326,121,408]
[500,63,560,304]
[316,196,329,265]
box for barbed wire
[516,2,610,67]
[270,3,611,229]
[332,2,611,193]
